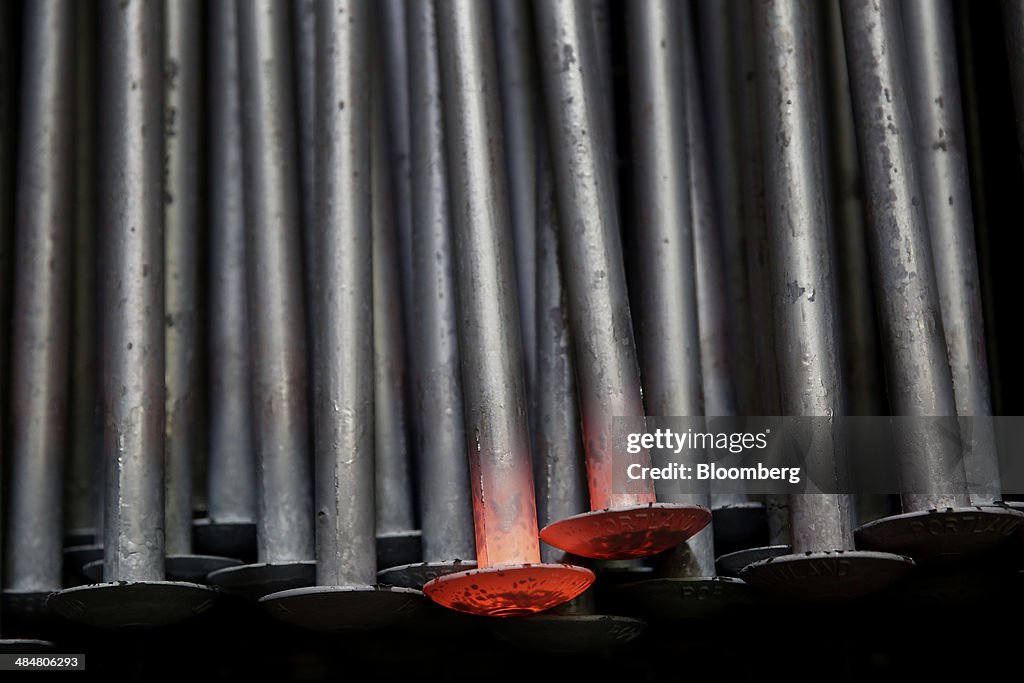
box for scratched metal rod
[492,126,645,653]
[192,0,257,563]
[371,40,421,571]
[4,0,74,618]
[422,0,593,618]
[377,0,475,590]
[260,0,422,632]
[739,0,913,602]
[842,0,1023,559]
[158,0,239,583]
[1005,1,1024,166]
[902,0,1001,505]
[533,0,709,561]
[292,0,317,312]
[207,0,315,598]
[48,0,217,628]
[493,0,537,400]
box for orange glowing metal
[541,504,712,560]
[423,565,595,617]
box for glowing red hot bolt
[531,0,710,561]
[423,0,594,617]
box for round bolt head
[206,561,316,600]
[855,507,1024,562]
[423,564,595,617]
[0,640,53,654]
[716,545,792,577]
[376,530,423,571]
[260,585,424,632]
[377,560,478,589]
[46,581,217,628]
[490,614,646,655]
[615,576,752,620]
[540,504,712,560]
[192,519,257,562]
[741,550,915,602]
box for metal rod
[314,0,373,589]
[626,0,711,573]
[237,0,314,566]
[5,0,75,600]
[493,0,537,402]
[406,0,475,567]
[200,0,257,552]
[532,0,708,562]
[371,40,419,568]
[163,0,200,559]
[902,0,1001,504]
[292,0,317,306]
[840,0,968,512]
[424,0,593,617]
[100,0,166,585]
[532,0,651,513]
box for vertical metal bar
[842,0,1022,559]
[100,0,166,585]
[533,0,708,561]
[197,0,258,558]
[5,0,75,601]
[902,0,1001,505]
[423,0,593,618]
[292,0,317,305]
[236,0,314,567]
[388,0,476,581]
[493,0,537,402]
[0,0,15,430]
[371,44,419,569]
[163,0,200,560]
[738,0,916,601]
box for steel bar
[261,0,422,632]
[1005,0,1024,167]
[738,0,913,602]
[0,0,14,434]
[491,92,644,655]
[292,0,317,313]
[160,0,239,583]
[376,0,476,591]
[371,44,421,572]
[902,0,1001,505]
[609,0,748,620]
[687,1,765,552]
[842,0,1024,559]
[532,0,709,561]
[192,0,258,563]
[4,0,75,620]
[493,0,537,403]
[48,0,216,628]
[206,0,316,599]
[423,0,593,618]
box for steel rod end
[740,551,915,602]
[46,582,218,628]
[259,585,425,632]
[377,560,478,589]
[0,640,54,654]
[715,545,792,578]
[205,561,316,601]
[423,564,595,617]
[376,531,423,571]
[192,519,258,561]
[489,613,647,655]
[855,507,1024,562]
[614,576,752,620]
[711,503,769,552]
[540,504,712,560]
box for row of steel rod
[0,0,1022,644]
